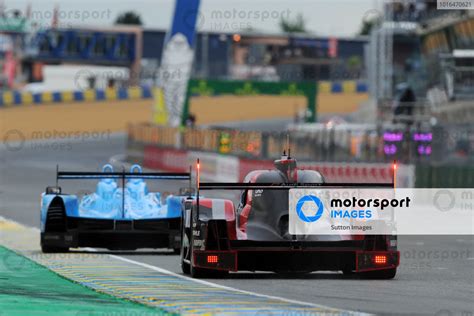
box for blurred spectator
[107,78,115,89]
[407,3,416,21]
[393,2,404,22]
[393,83,416,122]
[185,113,196,128]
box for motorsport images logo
[290,189,404,235]
[296,195,324,222]
[295,193,410,222]
[290,188,474,235]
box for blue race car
[40,164,192,253]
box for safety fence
[127,123,474,187]
[128,140,474,188]
[127,143,413,186]
[127,123,455,164]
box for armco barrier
[127,141,145,165]
[142,146,240,182]
[128,122,433,165]
[138,144,414,187]
[188,151,239,182]
[239,159,414,186]
[143,146,188,173]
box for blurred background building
[1,0,473,185]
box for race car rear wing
[55,165,192,196]
[55,165,191,182]
[198,182,395,190]
[57,171,190,180]
[54,166,193,218]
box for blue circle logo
[296,195,324,222]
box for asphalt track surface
[1,134,473,315]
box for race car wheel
[45,204,67,232]
[358,268,397,279]
[180,217,191,274]
[41,245,69,253]
[42,201,69,253]
[180,243,191,275]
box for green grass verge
[0,246,176,316]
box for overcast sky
[6,0,378,37]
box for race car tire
[358,268,397,279]
[180,216,191,274]
[41,245,69,253]
[181,257,191,275]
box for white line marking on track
[82,247,360,312]
[3,216,368,314]
[109,254,362,313]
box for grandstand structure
[1,5,369,92]
[363,1,473,165]
[367,1,473,113]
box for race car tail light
[356,251,399,272]
[374,255,387,265]
[194,251,237,271]
[207,255,219,264]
